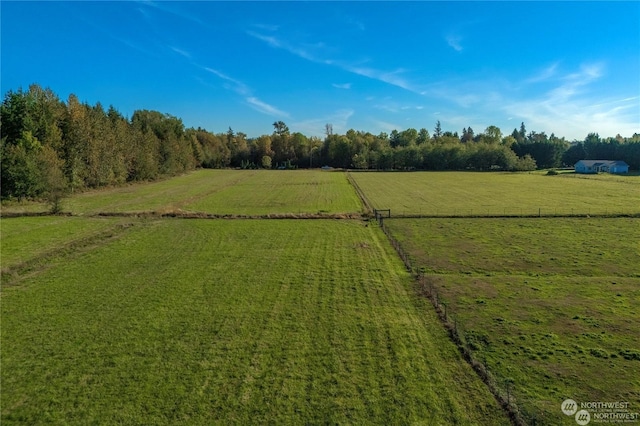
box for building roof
[575,160,629,167]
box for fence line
[375,213,528,425]
[345,171,374,214]
[375,209,639,423]
[374,208,640,219]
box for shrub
[589,348,609,358]
[619,349,640,361]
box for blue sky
[2,1,639,140]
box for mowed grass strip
[385,217,640,423]
[351,171,640,215]
[1,170,362,216]
[1,220,508,425]
[0,216,131,271]
[64,169,258,215]
[183,170,362,215]
[0,170,257,215]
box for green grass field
[4,169,638,424]
[182,170,361,215]
[1,170,362,216]
[2,170,244,215]
[385,217,640,423]
[350,171,640,216]
[1,219,508,425]
[1,216,130,272]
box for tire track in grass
[1,221,140,287]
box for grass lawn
[0,169,362,216]
[350,171,640,216]
[183,170,362,215]
[385,217,640,423]
[0,216,131,272]
[61,170,257,215]
[1,219,508,425]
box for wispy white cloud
[247,31,281,48]
[247,31,320,62]
[446,34,463,52]
[412,62,636,139]
[332,83,352,89]
[541,63,604,103]
[138,0,202,25]
[113,36,159,58]
[69,5,162,58]
[525,63,559,84]
[504,94,638,139]
[246,97,290,118]
[122,14,289,120]
[203,67,289,118]
[204,67,250,96]
[502,63,639,138]
[136,6,152,21]
[247,30,424,94]
[343,65,422,93]
[590,96,639,109]
[170,46,191,59]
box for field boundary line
[91,211,365,219]
[1,211,367,219]
[15,211,640,219]
[391,213,640,219]
[0,211,74,218]
[375,216,527,426]
[345,171,373,214]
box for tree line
[2,84,639,202]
